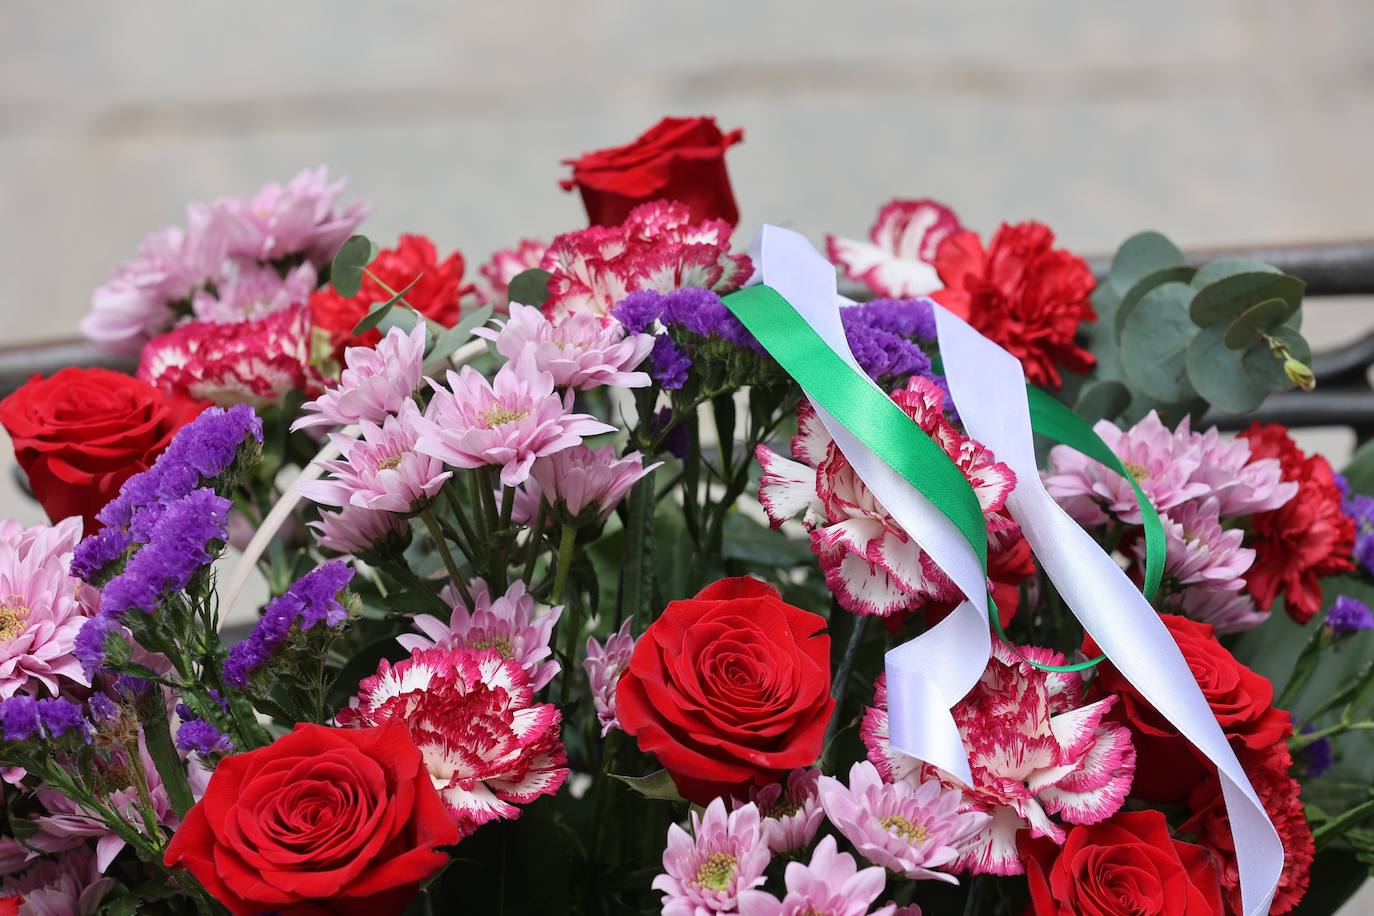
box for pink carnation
[478,239,548,305]
[653,798,773,916]
[530,445,661,524]
[416,350,615,487]
[0,517,91,698]
[300,399,451,513]
[219,165,371,267]
[474,303,654,391]
[861,643,1136,877]
[817,761,986,883]
[399,578,562,691]
[293,324,427,432]
[137,305,318,407]
[541,200,750,321]
[736,835,893,916]
[339,646,567,838]
[584,618,635,736]
[735,768,824,855]
[757,378,1017,617]
[826,199,964,298]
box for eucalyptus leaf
[1184,323,1266,413]
[425,303,496,368]
[1108,231,1185,295]
[1114,265,1198,340]
[1189,257,1281,289]
[1119,281,1198,403]
[351,275,422,336]
[1073,380,1132,424]
[1345,440,1374,495]
[1224,297,1292,350]
[507,268,553,307]
[609,768,686,802]
[330,234,377,297]
[1241,326,1311,392]
[1190,271,1305,327]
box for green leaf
[507,268,553,307]
[1190,271,1305,327]
[1345,441,1374,496]
[1241,326,1311,392]
[1184,323,1266,413]
[1224,297,1293,350]
[609,768,686,802]
[722,512,814,568]
[351,276,421,336]
[424,303,496,369]
[1119,281,1199,403]
[1108,231,1185,295]
[330,234,377,297]
[1073,380,1132,424]
[1114,265,1198,339]
[1189,257,1280,290]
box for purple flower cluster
[73,613,123,677]
[1303,727,1333,778]
[1337,477,1374,576]
[613,288,763,388]
[176,718,234,756]
[840,298,936,382]
[101,489,231,615]
[70,526,134,582]
[0,696,90,743]
[1326,595,1374,637]
[222,562,355,688]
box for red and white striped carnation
[827,199,963,298]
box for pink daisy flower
[415,350,615,487]
[817,761,986,883]
[530,445,662,524]
[309,504,410,557]
[339,647,567,839]
[293,324,427,433]
[474,303,654,391]
[0,517,91,698]
[735,768,824,855]
[0,846,115,915]
[399,578,562,691]
[826,199,964,298]
[1179,418,1297,517]
[1176,582,1269,634]
[757,377,1017,617]
[220,165,371,267]
[736,835,892,916]
[861,643,1136,877]
[478,238,548,305]
[653,798,773,916]
[189,258,316,323]
[300,399,451,513]
[584,618,635,736]
[1146,497,1255,588]
[137,305,318,407]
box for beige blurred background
[2,2,1373,906]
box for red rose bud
[0,368,205,535]
[561,116,744,228]
[616,576,834,804]
[164,721,458,916]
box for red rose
[0,898,21,916]
[310,233,472,354]
[616,577,834,803]
[0,368,204,535]
[165,721,458,916]
[1021,810,1225,916]
[560,116,744,228]
[932,221,1096,389]
[1239,423,1354,623]
[1085,614,1291,801]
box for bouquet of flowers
[0,115,1369,916]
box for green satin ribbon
[721,284,1165,673]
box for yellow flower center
[695,852,737,891]
[1123,461,1148,482]
[376,454,404,471]
[469,635,514,658]
[760,798,803,820]
[881,814,931,843]
[479,404,530,428]
[0,596,31,643]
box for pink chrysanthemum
[1145,497,1255,588]
[653,798,773,916]
[1176,582,1269,634]
[137,305,318,407]
[1181,417,1297,517]
[757,377,1017,617]
[309,504,410,557]
[300,399,451,513]
[338,646,567,838]
[399,578,562,691]
[478,239,548,305]
[861,643,1136,877]
[189,259,316,323]
[541,201,750,321]
[293,324,427,432]
[735,768,824,855]
[736,834,893,916]
[584,619,635,736]
[826,199,964,298]
[530,445,661,524]
[416,350,615,487]
[474,303,654,391]
[0,846,115,915]
[220,165,371,267]
[818,761,986,883]
[0,517,91,698]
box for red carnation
[1085,614,1291,802]
[1181,743,1314,915]
[932,221,1096,389]
[310,234,472,354]
[1239,423,1354,623]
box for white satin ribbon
[746,225,1281,915]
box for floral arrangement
[0,115,1369,916]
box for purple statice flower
[70,527,134,583]
[1335,472,1352,497]
[649,336,690,390]
[222,562,354,687]
[1326,595,1374,637]
[74,612,121,677]
[1302,725,1333,778]
[651,407,692,460]
[100,489,230,615]
[0,696,88,743]
[657,288,763,353]
[1,695,40,741]
[176,718,233,756]
[37,698,90,741]
[841,299,934,382]
[853,297,937,340]
[611,289,666,335]
[87,693,119,725]
[1340,489,1374,576]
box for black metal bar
[0,340,137,399]
[1084,240,1374,298]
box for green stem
[620,471,657,624]
[1277,627,1325,709]
[139,695,196,818]
[444,479,483,558]
[1315,796,1374,843]
[522,501,546,584]
[421,509,474,609]
[123,739,165,841]
[552,524,578,605]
